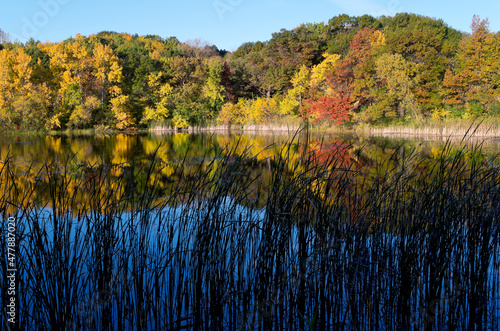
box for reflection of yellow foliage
[69,140,93,161]
[215,134,298,164]
[430,147,443,159]
[172,133,190,151]
[112,134,134,165]
[162,164,174,177]
[141,136,163,155]
[45,136,63,155]
[2,131,496,217]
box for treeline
[0,13,499,131]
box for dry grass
[366,118,500,138]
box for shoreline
[365,125,500,140]
[148,122,500,140]
[149,124,303,135]
[4,121,500,141]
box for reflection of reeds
[0,132,499,330]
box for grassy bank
[148,117,305,134]
[148,117,500,139]
[363,117,500,138]
[4,116,500,140]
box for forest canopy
[0,13,498,131]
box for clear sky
[1,0,499,51]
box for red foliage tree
[305,94,350,124]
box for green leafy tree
[371,53,419,120]
[325,14,380,56]
[204,58,226,110]
[382,13,461,112]
[349,28,385,112]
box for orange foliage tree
[304,94,350,124]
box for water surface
[1,131,499,330]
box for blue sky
[1,0,499,51]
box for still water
[3,131,500,166]
[1,131,500,330]
[2,131,500,210]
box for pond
[3,131,500,211]
[1,131,500,330]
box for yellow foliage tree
[92,43,122,103]
[0,49,13,112]
[279,97,299,116]
[110,88,135,129]
[218,99,251,125]
[310,53,341,93]
[288,65,310,106]
[68,96,100,128]
[0,48,53,129]
[11,48,33,91]
[140,72,173,124]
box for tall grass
[0,131,499,330]
[148,116,303,134]
[366,117,500,138]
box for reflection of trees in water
[0,135,499,330]
[2,133,500,214]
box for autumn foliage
[305,95,350,124]
[0,13,498,130]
